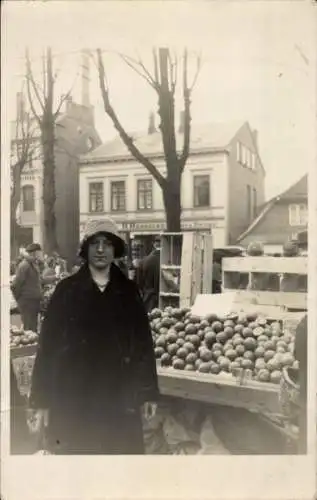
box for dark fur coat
[29,263,159,454]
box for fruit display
[10,326,39,349]
[41,272,69,313]
[149,307,298,385]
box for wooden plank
[179,233,193,308]
[223,256,307,275]
[10,344,38,359]
[159,234,183,309]
[191,233,202,304]
[160,292,180,297]
[232,290,307,310]
[161,265,181,270]
[230,302,285,319]
[202,234,213,294]
[157,367,280,414]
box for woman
[42,257,57,284]
[29,218,159,455]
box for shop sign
[80,218,223,236]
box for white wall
[80,153,227,213]
[79,152,229,246]
[19,160,44,245]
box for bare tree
[97,47,201,232]
[25,47,73,253]
[10,96,39,258]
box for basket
[279,366,300,421]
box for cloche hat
[26,243,42,253]
[79,218,126,259]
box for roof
[278,174,307,200]
[80,120,246,162]
[236,174,308,243]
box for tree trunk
[162,174,182,232]
[10,161,23,259]
[42,120,58,254]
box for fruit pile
[41,285,56,313]
[10,326,39,349]
[149,307,298,384]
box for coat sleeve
[29,280,68,409]
[11,262,29,300]
[131,284,159,405]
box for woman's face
[87,233,115,270]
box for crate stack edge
[159,232,213,309]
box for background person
[52,251,67,277]
[11,243,43,332]
[137,236,161,313]
[42,257,58,286]
[29,218,159,455]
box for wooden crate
[222,256,307,311]
[157,366,280,414]
[159,232,213,309]
[11,344,38,359]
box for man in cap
[29,218,159,455]
[11,243,43,332]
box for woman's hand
[143,402,158,421]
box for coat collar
[73,262,129,295]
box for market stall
[10,234,303,455]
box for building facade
[236,174,308,254]
[79,120,265,248]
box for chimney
[148,112,156,134]
[178,111,185,133]
[253,129,258,150]
[81,49,90,108]
[16,92,25,121]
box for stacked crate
[159,232,213,309]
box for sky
[2,0,316,199]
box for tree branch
[46,47,54,115]
[42,51,47,97]
[135,50,160,89]
[97,49,166,188]
[53,71,79,119]
[26,49,45,113]
[179,48,191,172]
[26,75,42,127]
[153,48,159,83]
[189,51,202,91]
[118,52,159,91]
